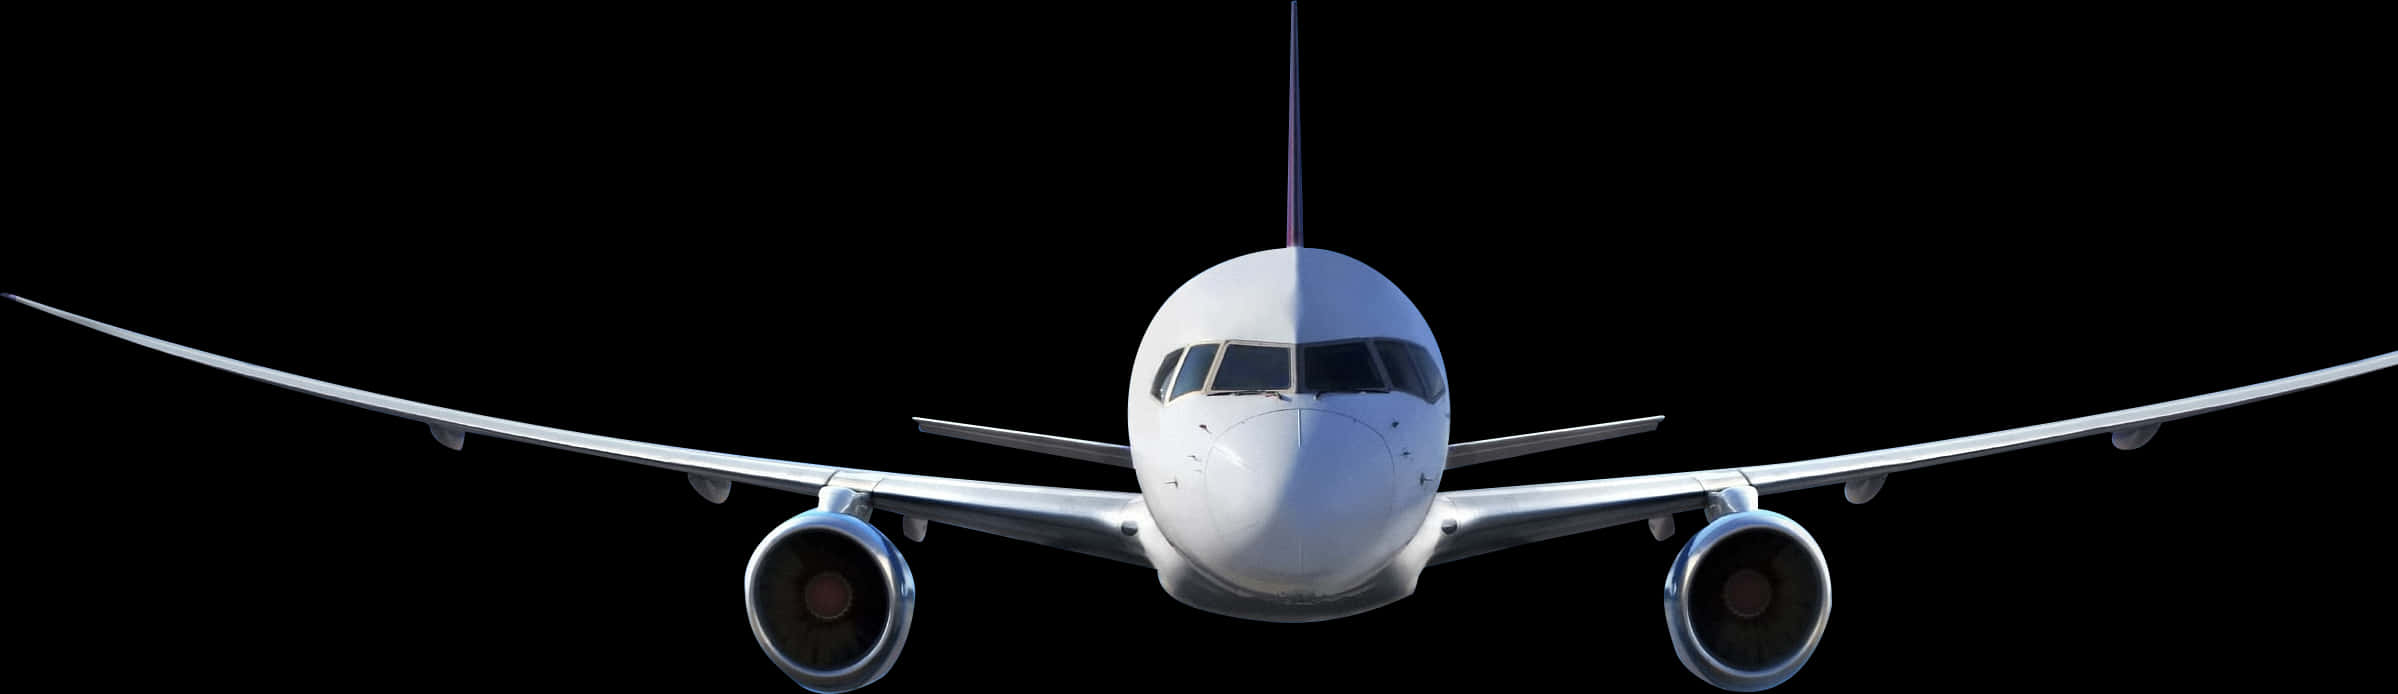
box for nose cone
[1201,409,1397,596]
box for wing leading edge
[1428,348,2397,565]
[5,294,1151,567]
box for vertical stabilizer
[1285,2,1303,248]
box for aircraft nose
[1201,408,1397,595]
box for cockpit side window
[1301,341,1385,393]
[1211,343,1291,391]
[1150,347,1185,402]
[1170,343,1218,400]
[1405,341,1445,400]
[1373,339,1426,399]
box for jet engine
[1663,504,1831,691]
[745,501,917,693]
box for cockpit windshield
[1169,343,1218,400]
[1301,341,1383,393]
[1212,343,1291,391]
[1373,340,1423,397]
[1153,337,1443,403]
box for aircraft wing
[1427,348,2397,565]
[5,293,1152,567]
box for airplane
[7,4,2391,693]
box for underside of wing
[1730,349,2398,496]
[6,293,1151,566]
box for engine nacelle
[1663,510,1831,691]
[745,509,917,693]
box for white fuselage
[1124,247,1449,621]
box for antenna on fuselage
[1284,1,1303,249]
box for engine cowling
[745,509,917,693]
[1663,509,1831,691]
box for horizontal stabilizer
[912,417,1133,467]
[1446,415,1665,469]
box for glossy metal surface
[1429,349,2398,565]
[1663,510,1831,692]
[745,508,916,693]
[427,422,466,451]
[1125,248,1446,616]
[1134,490,1449,623]
[2111,423,2160,450]
[1443,415,1664,469]
[1704,485,1760,523]
[5,294,1153,568]
[910,417,1132,467]
[1841,475,1885,504]
[11,260,2395,691]
[817,487,870,519]
[1735,350,2397,495]
[6,4,2384,688]
[1431,471,1708,565]
[689,473,733,504]
[1648,514,1676,541]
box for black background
[5,2,2389,691]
